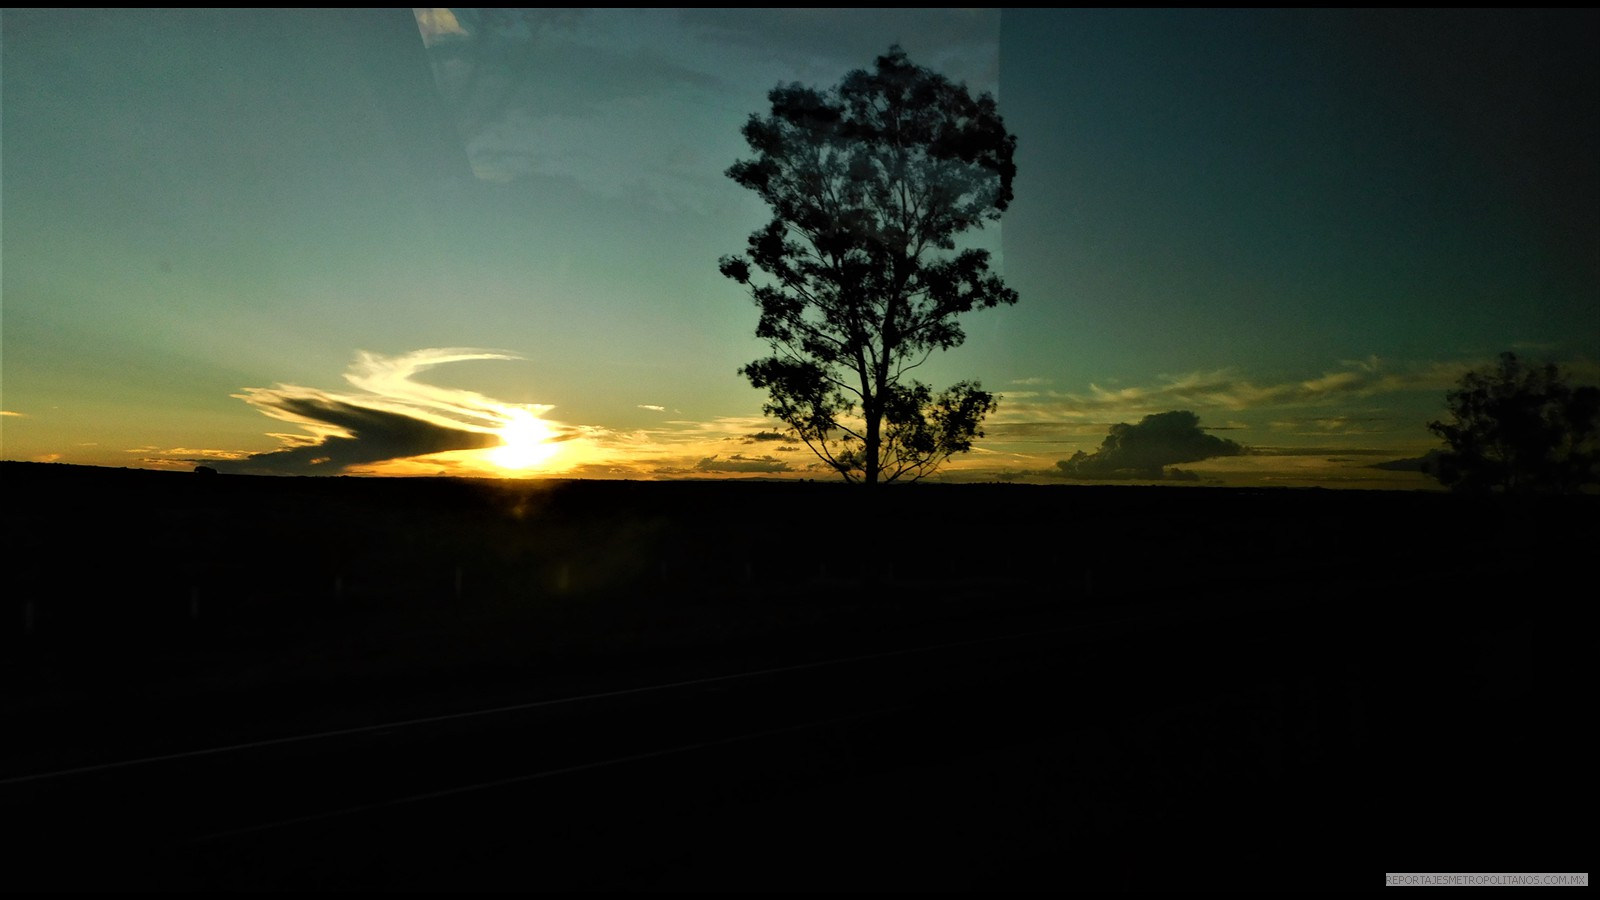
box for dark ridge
[2,461,1591,889]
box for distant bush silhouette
[1426,352,1599,494]
[720,46,1017,485]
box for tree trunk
[863,400,882,485]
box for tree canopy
[719,46,1017,484]
[1426,352,1599,494]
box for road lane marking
[187,703,917,843]
[1,594,1280,787]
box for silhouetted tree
[720,46,1017,485]
[1426,352,1599,493]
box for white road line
[188,704,912,844]
[3,591,1279,788]
[0,620,1084,787]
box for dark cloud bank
[695,454,791,474]
[216,397,499,476]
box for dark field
[2,462,1593,889]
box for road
[3,577,1585,891]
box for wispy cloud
[1266,415,1393,436]
[693,454,792,474]
[135,447,251,460]
[1,410,25,417]
[996,356,1473,424]
[332,348,552,431]
[418,8,999,212]
[568,415,793,475]
[983,421,1117,442]
[637,404,666,412]
[207,348,566,476]
[652,415,779,442]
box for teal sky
[3,9,1596,487]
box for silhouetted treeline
[6,461,1594,651]
[3,461,1591,885]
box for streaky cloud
[1369,450,1446,472]
[220,348,565,475]
[339,348,551,432]
[223,397,500,475]
[695,454,791,473]
[998,356,1484,424]
[742,430,789,443]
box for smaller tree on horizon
[1426,351,1599,494]
[720,46,1018,485]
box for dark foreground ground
[2,462,1593,889]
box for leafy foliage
[1426,352,1599,494]
[720,46,1017,484]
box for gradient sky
[4,9,1596,487]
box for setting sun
[489,409,560,471]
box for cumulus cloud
[216,348,564,476]
[1052,410,1246,480]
